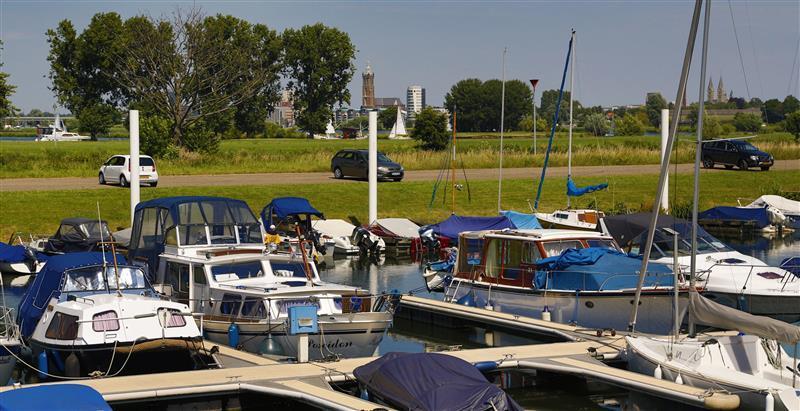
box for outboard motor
[418,226,440,258]
[308,229,327,255]
[766,206,786,226]
[352,226,380,256]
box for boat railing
[0,306,20,340]
[165,223,263,248]
[704,260,799,292]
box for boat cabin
[43,218,113,254]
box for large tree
[0,41,17,119]
[645,93,667,127]
[282,23,356,137]
[116,11,283,151]
[444,78,532,132]
[444,78,485,132]
[411,107,448,150]
[539,89,579,130]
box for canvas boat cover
[17,252,126,338]
[44,217,112,254]
[500,210,542,229]
[354,352,523,411]
[0,242,44,264]
[566,176,608,197]
[0,384,111,411]
[533,247,673,291]
[689,290,800,344]
[369,218,421,239]
[312,219,355,238]
[261,197,324,226]
[744,195,800,216]
[600,212,717,249]
[698,206,770,229]
[427,215,515,241]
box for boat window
[484,239,502,278]
[193,264,207,285]
[106,266,149,290]
[522,242,542,263]
[271,262,310,279]
[45,312,79,340]
[210,261,264,281]
[501,240,524,280]
[165,262,190,293]
[541,240,584,257]
[277,299,320,316]
[159,308,186,328]
[555,213,570,220]
[92,311,120,332]
[241,297,267,318]
[77,221,110,239]
[220,293,242,316]
[586,239,619,251]
[63,267,106,292]
[137,208,161,248]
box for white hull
[423,268,446,292]
[535,211,599,231]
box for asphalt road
[1,160,797,192]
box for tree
[76,104,120,137]
[0,41,17,119]
[115,11,283,151]
[411,107,448,150]
[480,79,532,131]
[539,89,576,130]
[783,95,799,114]
[378,106,398,130]
[784,111,800,141]
[444,78,486,132]
[583,113,609,136]
[518,114,533,132]
[732,112,761,132]
[234,94,272,139]
[645,93,667,127]
[763,99,784,123]
[702,116,723,139]
[615,114,643,136]
[283,23,356,137]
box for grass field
[1,132,797,178]
[1,169,797,241]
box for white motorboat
[313,219,385,255]
[128,196,394,360]
[0,242,43,276]
[16,252,217,379]
[35,113,90,142]
[741,195,800,229]
[535,209,605,231]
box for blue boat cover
[0,242,28,264]
[354,352,522,411]
[698,206,770,229]
[17,252,125,338]
[261,197,324,227]
[534,247,673,291]
[781,257,800,278]
[500,210,543,229]
[428,215,515,240]
[566,177,608,197]
[0,384,111,411]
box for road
[1,160,797,192]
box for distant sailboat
[35,112,90,142]
[325,120,336,137]
[388,106,408,139]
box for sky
[1,0,798,113]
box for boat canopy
[17,252,126,338]
[353,352,523,411]
[0,242,47,264]
[744,195,800,215]
[533,247,673,291]
[689,290,800,344]
[0,384,111,411]
[566,177,608,197]
[427,215,515,240]
[312,219,356,238]
[601,212,727,252]
[261,197,324,228]
[698,206,771,229]
[369,218,421,239]
[44,217,112,254]
[500,210,542,229]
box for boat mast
[567,31,575,209]
[452,110,457,214]
[498,47,507,213]
[689,0,712,337]
[629,0,703,333]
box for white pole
[660,108,669,212]
[567,31,575,209]
[130,110,140,224]
[498,47,507,213]
[368,111,378,224]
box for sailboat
[534,31,608,231]
[35,113,90,142]
[625,2,800,410]
[387,106,408,139]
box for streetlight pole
[530,79,539,155]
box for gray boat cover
[689,291,800,344]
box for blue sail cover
[0,384,111,411]
[698,206,771,229]
[261,197,324,227]
[500,210,543,229]
[566,177,608,197]
[428,215,516,240]
[354,352,523,411]
[17,252,125,338]
[534,247,673,291]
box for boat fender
[653,364,662,379]
[702,392,740,411]
[37,351,48,380]
[542,306,552,322]
[474,361,498,373]
[674,373,683,385]
[49,349,65,373]
[764,392,774,411]
[227,323,240,349]
[64,352,80,378]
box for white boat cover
[744,195,800,215]
[689,291,800,344]
[312,219,356,238]
[372,218,420,239]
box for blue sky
[1,0,798,113]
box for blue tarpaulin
[566,177,608,197]
[0,384,111,411]
[428,215,515,240]
[261,197,324,227]
[354,352,523,411]
[533,247,673,291]
[17,252,125,338]
[500,210,543,229]
[0,242,28,264]
[698,206,771,229]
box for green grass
[1,132,797,179]
[1,169,797,241]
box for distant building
[362,63,375,109]
[334,107,359,124]
[268,90,295,127]
[373,97,405,110]
[406,85,426,120]
[717,77,728,103]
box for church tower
[707,78,716,103]
[717,77,727,103]
[362,63,375,109]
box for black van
[701,139,773,171]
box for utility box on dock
[288,305,318,363]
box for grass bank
[1,169,797,240]
[1,133,797,179]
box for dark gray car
[331,149,404,181]
[701,139,773,171]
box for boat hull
[448,281,685,335]
[202,312,392,359]
[0,341,19,385]
[703,291,800,323]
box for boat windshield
[63,265,149,292]
[634,228,731,257]
[541,240,584,257]
[585,239,619,251]
[210,260,265,281]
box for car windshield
[63,265,149,292]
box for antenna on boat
[497,47,507,214]
[97,201,122,296]
[97,201,108,267]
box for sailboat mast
[498,47,507,213]
[689,0,712,337]
[567,31,575,209]
[452,111,457,214]
[629,0,703,333]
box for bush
[263,122,306,139]
[583,113,610,136]
[411,107,449,150]
[702,116,723,139]
[732,112,762,132]
[784,110,800,141]
[140,116,173,158]
[615,115,644,136]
